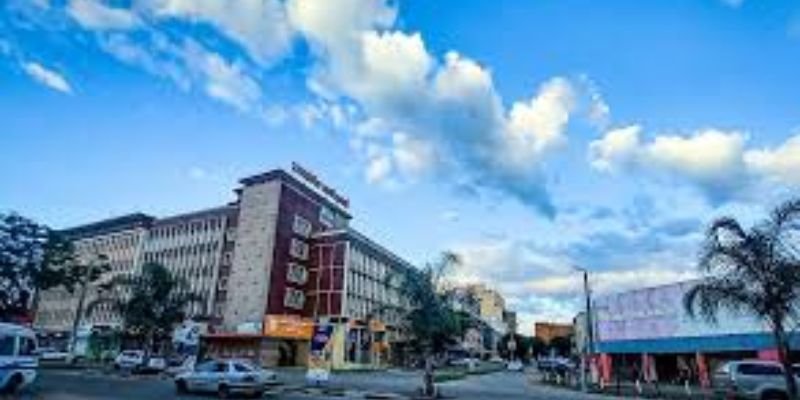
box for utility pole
[575,266,593,393]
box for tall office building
[34,164,413,367]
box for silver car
[174,359,277,398]
[713,360,800,400]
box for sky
[3,0,800,333]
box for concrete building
[34,164,414,368]
[534,322,573,344]
[35,214,152,332]
[592,280,798,387]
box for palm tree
[87,262,203,353]
[684,199,800,398]
[395,251,463,397]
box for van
[0,323,38,394]
[713,360,800,400]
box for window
[233,362,255,372]
[284,288,305,309]
[287,263,308,285]
[292,215,312,238]
[20,338,36,356]
[738,363,783,376]
[0,336,14,356]
[290,238,309,261]
[319,206,335,228]
[211,362,229,373]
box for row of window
[149,218,226,240]
[76,231,141,254]
[144,241,221,259]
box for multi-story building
[140,205,237,319]
[534,322,574,344]
[35,214,152,332]
[34,164,413,368]
[309,229,412,368]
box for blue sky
[3,0,800,330]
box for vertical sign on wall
[306,324,334,385]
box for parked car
[174,359,277,398]
[34,347,71,362]
[506,359,524,372]
[713,360,800,400]
[0,323,38,394]
[113,350,167,373]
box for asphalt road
[13,368,617,400]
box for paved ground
[10,367,619,400]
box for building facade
[534,322,573,344]
[592,280,794,386]
[34,165,414,368]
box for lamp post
[574,266,593,393]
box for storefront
[201,315,313,367]
[593,280,800,387]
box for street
[11,368,616,400]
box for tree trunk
[69,281,88,356]
[773,324,798,399]
[423,352,435,397]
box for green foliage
[498,333,532,361]
[684,198,800,398]
[87,262,202,350]
[395,252,463,357]
[0,212,76,321]
[548,335,573,357]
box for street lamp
[573,265,593,393]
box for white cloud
[590,127,750,200]
[365,152,392,184]
[505,77,576,167]
[22,62,72,93]
[67,0,141,30]
[744,134,800,186]
[589,124,641,172]
[391,132,435,177]
[100,33,262,113]
[140,0,293,65]
[644,129,747,184]
[192,47,262,112]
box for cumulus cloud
[11,0,605,216]
[22,62,72,93]
[744,134,800,186]
[139,0,293,65]
[100,33,262,112]
[67,0,141,30]
[589,127,756,201]
[591,126,800,201]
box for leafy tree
[395,252,462,397]
[498,333,530,361]
[87,262,202,352]
[529,336,546,358]
[66,254,111,353]
[0,213,75,322]
[549,335,573,357]
[684,199,800,399]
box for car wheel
[218,384,230,399]
[252,390,264,398]
[175,379,188,394]
[4,373,23,395]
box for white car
[114,350,166,373]
[0,323,39,394]
[114,350,145,370]
[175,359,277,398]
[35,347,71,362]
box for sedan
[175,359,277,398]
